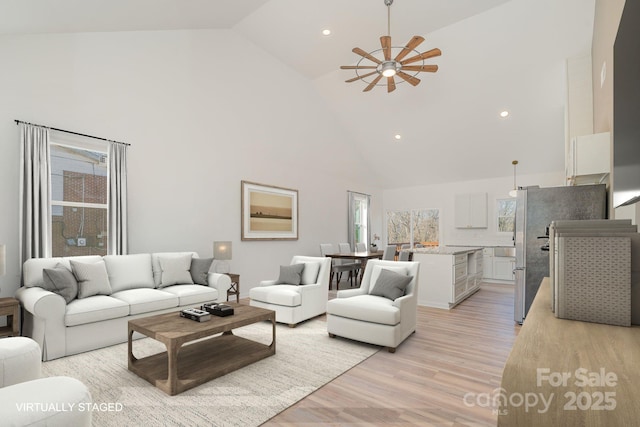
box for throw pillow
[158,254,194,287]
[276,263,305,285]
[370,268,413,301]
[42,263,78,303]
[299,262,320,285]
[190,257,213,285]
[70,260,112,299]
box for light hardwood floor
[262,283,520,426]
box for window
[387,209,439,247]
[497,198,516,233]
[348,192,371,248]
[50,141,108,257]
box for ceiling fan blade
[364,74,383,92]
[387,76,396,93]
[340,65,378,70]
[401,65,439,72]
[353,47,382,64]
[394,36,425,62]
[401,48,442,65]
[380,36,392,61]
[396,71,421,86]
[345,71,379,83]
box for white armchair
[326,259,420,353]
[0,337,92,426]
[250,255,331,327]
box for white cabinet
[567,132,610,185]
[482,248,494,279]
[493,257,515,281]
[455,193,488,228]
[482,247,515,283]
[414,249,482,309]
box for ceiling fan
[340,0,441,93]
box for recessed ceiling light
[322,29,331,36]
[394,134,402,140]
[500,110,509,118]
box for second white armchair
[250,255,331,327]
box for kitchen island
[410,246,483,309]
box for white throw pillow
[299,262,320,285]
[70,260,112,299]
[158,254,194,287]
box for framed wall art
[241,181,298,241]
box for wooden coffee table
[128,304,275,396]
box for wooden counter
[498,278,640,426]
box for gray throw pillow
[70,260,112,299]
[42,263,78,303]
[276,263,305,285]
[191,258,213,285]
[370,268,412,301]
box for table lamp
[213,241,232,274]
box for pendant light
[509,160,519,197]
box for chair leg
[328,333,336,338]
[289,323,296,328]
[387,347,396,353]
[329,272,334,290]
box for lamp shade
[213,241,232,261]
[0,244,5,276]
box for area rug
[42,318,378,426]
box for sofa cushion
[160,284,219,306]
[23,256,102,288]
[157,254,194,287]
[103,254,155,292]
[250,285,301,307]
[151,252,198,286]
[110,289,179,315]
[326,294,400,326]
[276,264,304,285]
[299,262,320,285]
[370,268,413,301]
[42,263,78,303]
[190,258,213,285]
[70,260,112,299]
[65,296,130,327]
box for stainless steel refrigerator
[514,184,607,323]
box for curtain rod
[14,120,131,146]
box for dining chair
[399,250,411,261]
[338,243,361,287]
[355,242,367,252]
[320,243,356,290]
[382,244,396,261]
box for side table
[225,273,240,303]
[0,297,20,338]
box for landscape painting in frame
[241,181,298,240]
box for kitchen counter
[409,246,483,255]
[499,278,640,426]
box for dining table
[324,250,384,285]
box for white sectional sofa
[15,252,231,361]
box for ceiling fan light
[381,61,397,77]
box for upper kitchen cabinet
[566,132,611,186]
[454,193,488,229]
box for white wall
[0,29,381,297]
[383,172,565,247]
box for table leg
[127,328,137,367]
[166,341,181,395]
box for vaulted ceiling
[0,0,596,188]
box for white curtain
[19,123,52,264]
[108,142,128,255]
